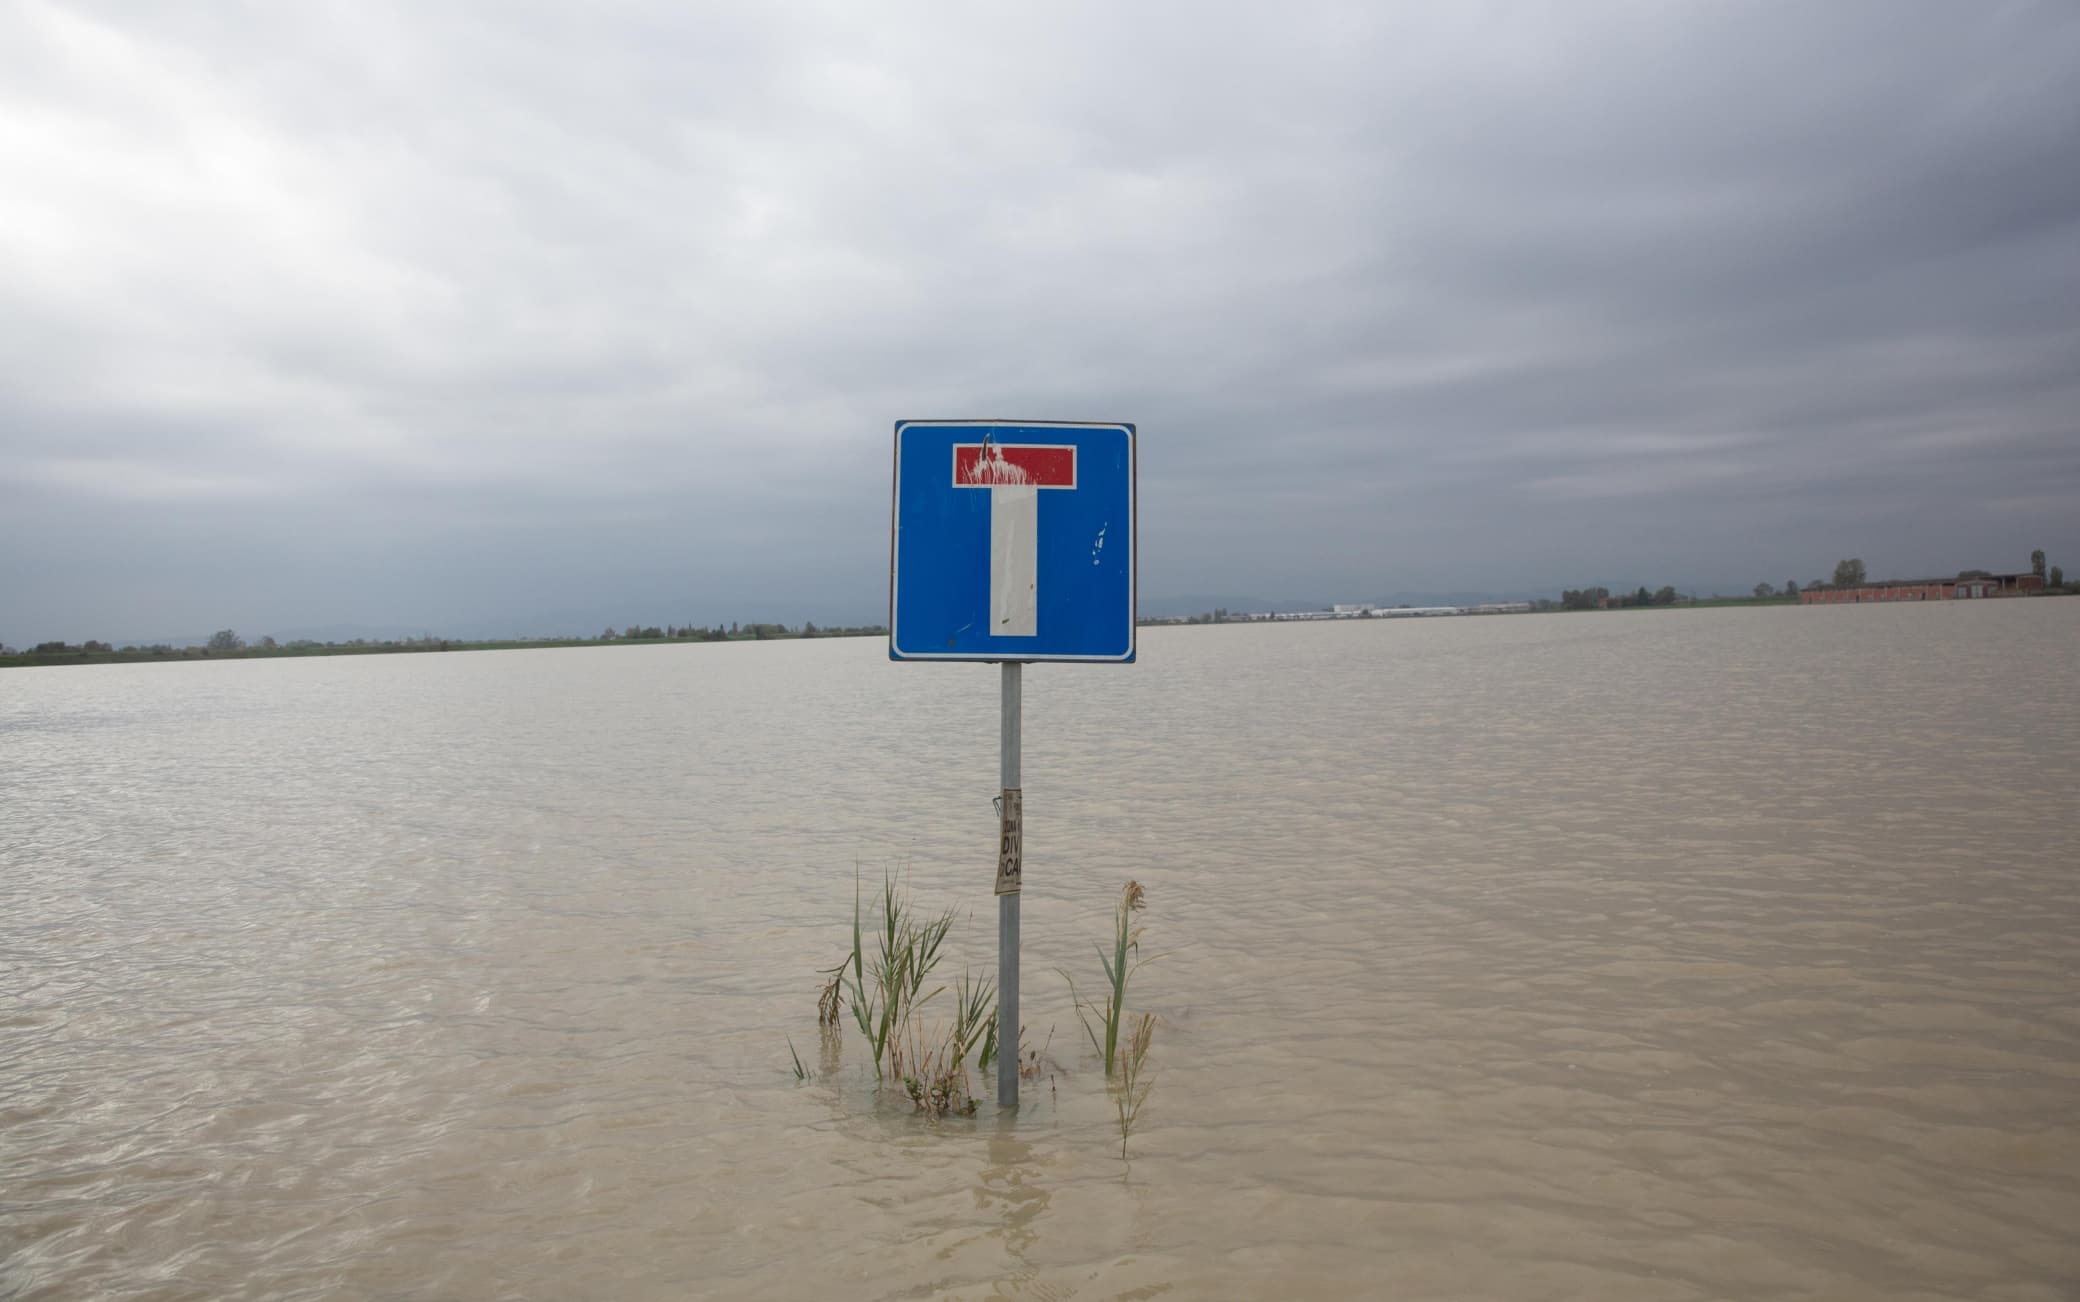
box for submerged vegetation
[797,869,1158,1158]
[811,868,995,1117]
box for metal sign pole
[996,661,1022,1108]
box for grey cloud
[3,1,2078,643]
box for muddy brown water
[5,605,2077,1300]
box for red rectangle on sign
[953,444,1076,488]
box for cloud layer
[5,1,2078,638]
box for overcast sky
[5,1,2077,640]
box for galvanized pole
[996,661,1022,1108]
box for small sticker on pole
[996,788,1022,895]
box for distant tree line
[594,620,881,642]
[601,624,732,642]
[3,619,891,667]
[1558,586,1679,611]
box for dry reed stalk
[898,1021,977,1118]
[816,972,843,1028]
[1113,1011,1156,1159]
[1017,1026,1056,1082]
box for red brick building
[1801,572,2045,604]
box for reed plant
[826,869,955,1079]
[1112,1011,1156,1159]
[1059,882,1157,1159]
[953,969,997,1071]
[1061,880,1149,1077]
[806,866,997,1116]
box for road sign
[888,418,1135,1109]
[889,420,1136,662]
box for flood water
[5,604,2078,1300]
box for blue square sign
[890,420,1136,662]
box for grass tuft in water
[817,867,955,1079]
[801,865,997,1116]
[953,969,996,1070]
[1061,880,1150,1078]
